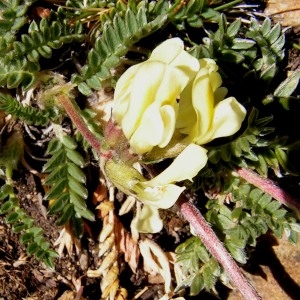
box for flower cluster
[111,38,246,233]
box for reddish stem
[59,95,111,159]
[236,168,300,215]
[176,197,261,300]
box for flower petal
[175,80,197,134]
[135,205,163,233]
[146,143,208,186]
[149,38,185,64]
[129,103,165,154]
[189,60,223,139]
[138,183,185,209]
[198,96,246,143]
[118,62,166,139]
[177,64,218,141]
[150,38,200,75]
[113,63,141,124]
[130,103,177,154]
[158,104,177,148]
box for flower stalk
[236,167,300,216]
[176,196,262,300]
[59,95,110,159]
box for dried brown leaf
[96,201,114,218]
[139,239,172,294]
[93,178,109,205]
[99,235,115,257]
[101,265,119,296]
[57,290,85,300]
[119,195,136,215]
[99,220,114,243]
[96,250,118,276]
[115,288,128,300]
[54,224,81,256]
[114,216,140,273]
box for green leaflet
[43,135,94,235]
[0,183,58,269]
[0,11,84,89]
[274,70,300,99]
[175,236,226,296]
[72,6,168,96]
[0,0,31,34]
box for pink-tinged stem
[176,197,261,300]
[236,168,300,215]
[59,95,110,159]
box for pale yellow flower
[104,143,207,233]
[176,58,246,145]
[134,144,208,233]
[110,39,247,233]
[113,38,199,154]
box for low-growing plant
[0,1,299,299]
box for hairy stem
[236,167,300,216]
[176,197,261,300]
[59,95,110,158]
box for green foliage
[231,183,299,242]
[189,15,256,63]
[274,71,300,98]
[71,5,168,96]
[267,70,300,109]
[0,0,33,34]
[206,189,286,248]
[0,57,38,89]
[0,0,299,296]
[206,108,294,177]
[175,181,300,296]
[0,184,59,269]
[0,92,56,126]
[64,0,123,25]
[0,11,84,89]
[175,236,228,295]
[8,16,83,61]
[43,133,94,238]
[162,0,220,29]
[246,18,285,72]
[66,0,119,9]
[188,15,285,90]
